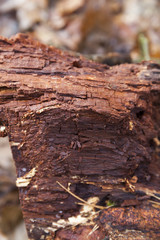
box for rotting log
[0,34,160,240]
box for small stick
[149,193,160,201]
[56,181,113,210]
[149,200,160,206]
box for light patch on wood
[71,175,79,179]
[25,197,30,201]
[68,214,90,226]
[40,235,45,240]
[10,141,20,147]
[153,137,160,146]
[16,167,37,187]
[0,126,5,132]
[23,111,35,119]
[129,121,134,130]
[30,219,36,222]
[51,196,100,233]
[52,212,95,231]
[52,220,67,228]
[47,227,57,233]
[36,105,61,114]
[80,197,99,213]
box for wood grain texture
[0,34,160,239]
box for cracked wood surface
[0,34,160,239]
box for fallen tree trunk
[0,34,160,240]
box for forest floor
[0,137,28,240]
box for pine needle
[56,181,113,210]
[149,200,160,206]
[149,193,160,201]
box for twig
[56,181,113,210]
[149,200,160,206]
[88,224,99,236]
[149,193,160,201]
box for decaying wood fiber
[0,34,160,239]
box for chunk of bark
[0,34,160,239]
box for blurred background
[0,0,160,239]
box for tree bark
[0,34,160,240]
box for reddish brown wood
[0,34,160,239]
